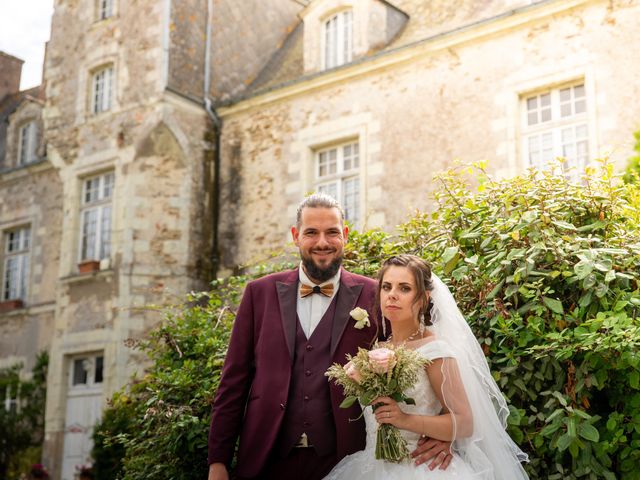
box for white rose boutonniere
[350,307,370,329]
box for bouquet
[326,343,428,462]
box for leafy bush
[95,162,640,479]
[92,276,252,480]
[0,352,48,479]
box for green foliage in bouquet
[326,344,428,462]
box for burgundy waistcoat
[276,295,338,456]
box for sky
[0,0,55,90]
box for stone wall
[0,164,61,371]
[217,0,640,268]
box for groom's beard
[301,253,342,283]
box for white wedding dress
[325,340,486,479]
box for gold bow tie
[300,283,334,298]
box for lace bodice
[363,340,455,451]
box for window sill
[0,299,25,313]
[0,159,50,180]
[60,267,114,285]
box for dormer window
[323,10,353,70]
[97,0,114,20]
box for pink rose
[368,348,396,374]
[344,361,363,383]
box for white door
[61,355,104,480]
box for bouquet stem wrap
[375,422,410,462]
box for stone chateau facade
[0,0,639,478]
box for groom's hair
[295,192,345,228]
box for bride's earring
[419,310,425,335]
[382,317,387,338]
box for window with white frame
[79,172,113,262]
[91,66,114,114]
[3,226,30,301]
[323,10,353,70]
[315,141,360,223]
[70,354,104,387]
[18,121,38,166]
[522,83,589,177]
[97,0,114,20]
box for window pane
[82,209,98,260]
[342,177,359,223]
[72,359,88,386]
[560,103,572,117]
[318,182,338,200]
[527,112,537,126]
[526,97,537,111]
[540,93,551,107]
[103,172,114,199]
[574,84,585,98]
[100,205,112,259]
[95,356,104,384]
[540,107,551,123]
[574,99,586,114]
[559,88,571,102]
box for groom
[208,194,451,480]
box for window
[315,141,360,223]
[522,83,589,177]
[3,226,30,301]
[91,66,114,114]
[70,355,104,387]
[18,121,38,165]
[323,10,353,70]
[79,172,113,262]
[3,385,18,414]
[97,0,114,20]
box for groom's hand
[411,436,453,470]
[208,463,229,480]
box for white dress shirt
[296,264,341,339]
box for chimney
[0,51,24,101]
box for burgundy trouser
[236,448,338,480]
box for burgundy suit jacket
[208,267,379,478]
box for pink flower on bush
[344,361,363,383]
[368,348,396,374]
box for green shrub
[95,161,640,479]
[0,352,48,480]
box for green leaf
[441,246,458,263]
[557,432,573,451]
[578,423,600,442]
[339,395,358,408]
[630,370,640,390]
[552,220,577,231]
[543,296,564,315]
[574,260,594,280]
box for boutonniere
[350,307,370,329]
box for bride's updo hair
[376,254,434,326]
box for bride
[324,254,529,479]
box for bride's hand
[372,396,409,429]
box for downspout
[204,0,222,278]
